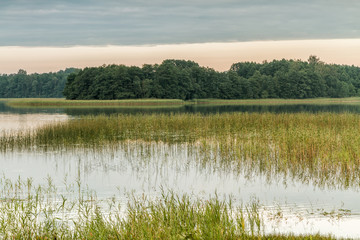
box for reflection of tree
[64,104,360,116]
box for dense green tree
[58,57,360,100]
[4,57,360,100]
[0,68,78,98]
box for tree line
[2,56,360,99]
[63,56,360,100]
[0,68,78,98]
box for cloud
[0,0,359,46]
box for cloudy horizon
[1,0,360,46]
[1,0,360,73]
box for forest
[63,56,360,100]
[2,56,360,100]
[0,68,78,98]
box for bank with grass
[6,97,360,108]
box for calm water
[4,101,360,116]
[1,101,360,238]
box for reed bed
[6,98,185,107]
[0,176,334,240]
[7,97,360,108]
[190,97,360,105]
[2,112,360,188]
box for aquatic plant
[6,98,185,108]
[0,176,334,239]
[7,97,360,108]
[2,112,360,188]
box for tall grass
[7,97,360,107]
[2,112,360,188]
[6,98,185,108]
[0,176,334,239]
[190,97,360,105]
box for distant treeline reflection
[62,104,360,116]
[2,101,360,115]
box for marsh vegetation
[7,97,360,108]
[1,100,360,238]
[0,176,336,240]
[2,112,360,188]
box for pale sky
[1,0,360,73]
[1,39,360,74]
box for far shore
[3,97,360,108]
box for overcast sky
[1,0,360,46]
[1,1,360,73]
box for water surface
[1,100,360,238]
[1,143,359,238]
[4,100,360,116]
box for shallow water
[1,143,360,238]
[1,101,360,238]
[0,113,69,132]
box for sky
[1,0,360,73]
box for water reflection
[29,104,360,116]
[2,100,360,237]
[1,141,360,237]
[1,142,359,210]
[0,113,68,131]
[3,101,360,116]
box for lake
[6,100,360,116]
[1,100,360,238]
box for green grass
[6,97,360,108]
[0,176,335,240]
[6,98,186,108]
[189,97,360,105]
[1,111,356,238]
[2,112,360,188]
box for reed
[7,97,360,108]
[2,112,360,188]
[6,98,185,108]
[0,176,334,239]
[190,97,360,105]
